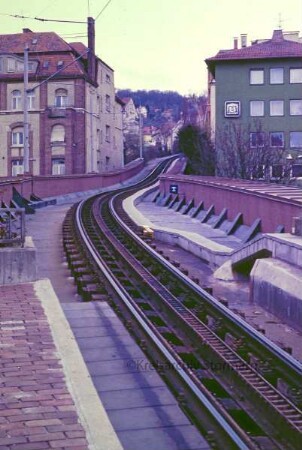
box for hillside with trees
[117,89,184,126]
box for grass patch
[148,316,166,327]
[201,378,230,398]
[183,297,198,309]
[127,289,141,298]
[138,302,153,311]
[178,352,202,369]
[228,409,264,436]
[161,332,184,346]
[197,311,207,322]
[150,266,161,276]
[170,286,185,296]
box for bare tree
[215,121,285,180]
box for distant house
[121,97,139,135]
[114,96,126,168]
[205,29,302,165]
[160,120,184,152]
[0,18,124,177]
[138,105,148,118]
[143,126,157,147]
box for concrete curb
[34,279,123,450]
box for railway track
[64,158,302,450]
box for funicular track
[64,158,302,450]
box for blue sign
[170,184,178,194]
[225,101,241,117]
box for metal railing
[0,208,25,246]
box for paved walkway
[0,282,90,450]
[62,302,209,450]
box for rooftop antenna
[278,13,283,29]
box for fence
[0,208,25,246]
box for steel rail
[105,193,302,434]
[111,189,302,376]
[75,197,250,450]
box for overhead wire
[95,0,113,21]
[0,12,86,24]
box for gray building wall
[215,59,302,153]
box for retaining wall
[0,160,144,204]
[159,174,301,233]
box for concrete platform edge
[34,278,124,450]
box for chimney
[240,34,247,48]
[272,29,284,42]
[87,16,96,82]
[233,37,238,49]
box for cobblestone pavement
[0,283,89,450]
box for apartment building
[205,29,302,175]
[0,18,124,177]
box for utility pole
[23,45,30,174]
[139,106,143,159]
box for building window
[250,132,265,148]
[105,95,110,112]
[290,132,302,148]
[270,132,284,147]
[52,158,65,175]
[16,61,24,72]
[55,88,68,107]
[290,68,302,83]
[106,74,111,83]
[250,100,264,116]
[270,68,283,84]
[290,100,302,115]
[11,160,24,176]
[270,100,284,116]
[27,90,35,109]
[250,69,264,85]
[51,125,65,143]
[7,58,15,72]
[105,125,111,142]
[12,128,24,146]
[12,90,22,110]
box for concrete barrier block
[250,258,302,332]
[0,236,36,285]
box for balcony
[48,107,66,118]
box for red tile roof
[0,31,87,79]
[69,42,89,59]
[0,31,71,53]
[121,97,132,104]
[206,30,302,64]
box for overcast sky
[1,0,302,94]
